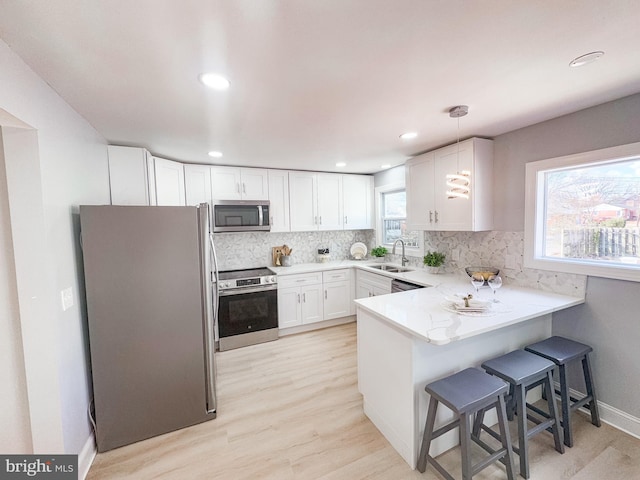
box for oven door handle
[219,285,278,296]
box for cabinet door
[343,175,373,230]
[301,284,323,324]
[277,287,302,328]
[107,146,152,205]
[211,166,242,200]
[355,282,372,300]
[317,173,343,231]
[289,171,318,231]
[267,170,290,232]
[433,141,473,231]
[184,164,212,206]
[154,157,186,206]
[406,152,435,230]
[324,280,351,320]
[240,168,269,200]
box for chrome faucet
[392,239,408,266]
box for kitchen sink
[368,264,414,273]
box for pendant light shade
[446,105,470,200]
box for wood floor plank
[87,322,640,479]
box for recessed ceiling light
[336,162,347,167]
[569,51,604,67]
[199,73,230,90]
[208,151,223,158]
[399,132,418,140]
[380,164,391,169]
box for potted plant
[371,246,388,262]
[423,251,445,273]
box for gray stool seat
[525,336,601,448]
[417,368,516,480]
[476,350,564,478]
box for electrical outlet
[505,254,517,270]
[61,287,73,311]
[451,249,460,261]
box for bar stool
[525,336,601,447]
[474,350,564,479]
[417,368,516,480]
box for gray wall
[493,93,640,418]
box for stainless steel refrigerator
[80,204,218,452]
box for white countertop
[355,275,584,345]
[269,260,441,287]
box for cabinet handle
[319,216,322,225]
[236,183,240,193]
[434,211,439,223]
[270,216,274,225]
[325,290,327,300]
[344,216,348,224]
[314,216,318,225]
[303,293,306,302]
[242,183,246,194]
[429,211,433,223]
[297,294,300,303]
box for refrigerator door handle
[199,204,217,414]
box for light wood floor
[87,323,640,479]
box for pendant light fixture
[446,105,470,199]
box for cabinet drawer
[278,272,323,288]
[322,269,350,283]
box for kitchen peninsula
[354,276,584,469]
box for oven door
[218,285,278,338]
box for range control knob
[268,276,277,283]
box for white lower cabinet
[278,269,353,329]
[355,270,392,299]
[277,272,324,328]
[322,269,351,320]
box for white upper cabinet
[406,137,493,231]
[342,174,374,230]
[153,157,186,206]
[107,146,155,205]
[289,172,372,232]
[184,164,212,206]
[289,171,318,231]
[317,174,343,231]
[267,170,290,232]
[211,166,269,200]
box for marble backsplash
[385,230,586,297]
[213,230,375,271]
[213,229,586,297]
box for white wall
[0,129,32,453]
[0,35,110,457]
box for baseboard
[279,316,355,336]
[78,433,96,480]
[563,384,640,440]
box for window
[524,142,640,282]
[376,182,423,255]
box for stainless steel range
[217,267,278,351]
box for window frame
[524,141,640,282]
[375,181,424,257]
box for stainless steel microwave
[213,200,271,232]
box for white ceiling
[1,0,639,174]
